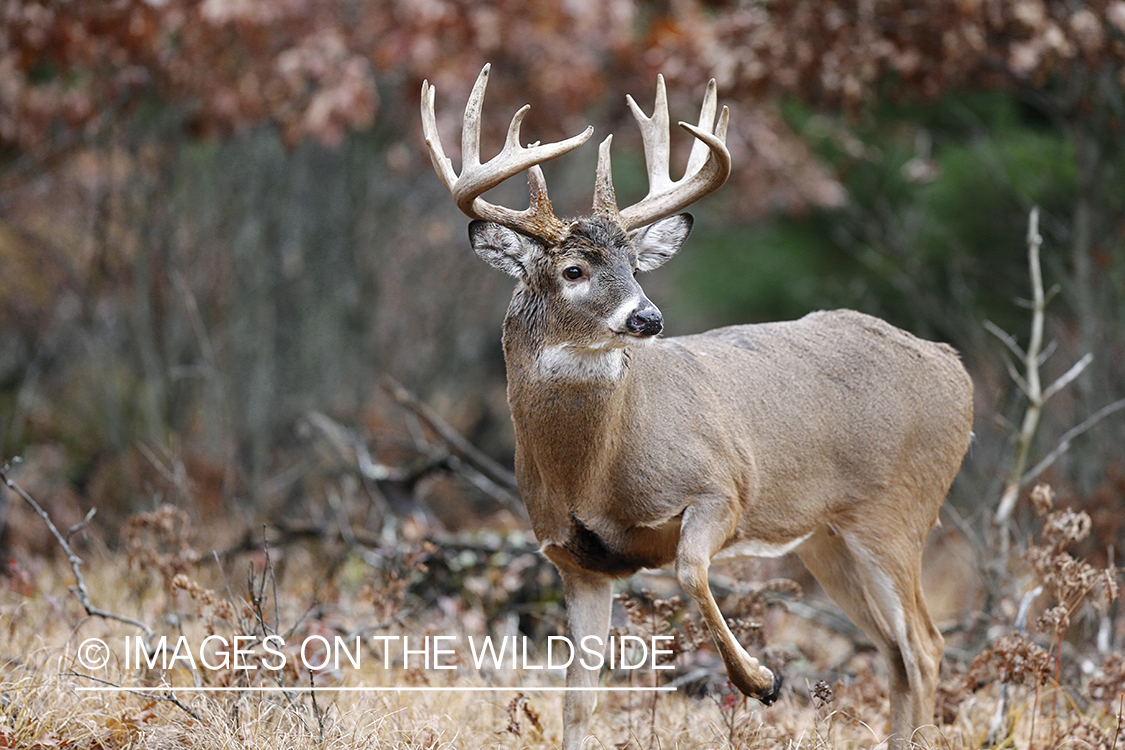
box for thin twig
[984,319,1027,361]
[266,532,281,638]
[1041,352,1092,403]
[67,507,97,547]
[310,668,327,744]
[156,689,205,724]
[68,672,204,722]
[1022,397,1125,484]
[1,458,155,641]
[996,348,1033,398]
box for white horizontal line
[75,686,676,693]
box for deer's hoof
[757,670,783,706]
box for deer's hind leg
[796,521,943,750]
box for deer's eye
[562,266,586,281]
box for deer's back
[653,309,971,430]
[627,309,973,538]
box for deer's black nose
[626,308,663,337]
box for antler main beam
[421,64,593,244]
[601,75,731,232]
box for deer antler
[594,75,731,232]
[421,64,594,245]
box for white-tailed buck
[421,65,973,750]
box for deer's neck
[501,301,634,491]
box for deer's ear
[469,220,535,278]
[631,213,693,272]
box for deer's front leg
[675,504,782,703]
[559,568,613,750]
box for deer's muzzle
[625,306,663,337]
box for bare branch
[1,458,155,641]
[995,207,1045,526]
[67,673,205,722]
[1041,352,1093,403]
[983,319,1026,361]
[993,208,1108,525]
[996,349,1032,399]
[1022,397,1125,485]
[1036,338,1057,367]
[382,376,527,523]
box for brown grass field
[0,481,1121,750]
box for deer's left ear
[631,213,693,272]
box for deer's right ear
[469,220,534,278]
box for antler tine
[421,78,458,193]
[625,74,674,196]
[684,79,720,177]
[592,135,620,221]
[420,64,594,244]
[459,65,489,170]
[613,77,732,232]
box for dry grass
[0,486,1122,750]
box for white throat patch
[535,343,627,382]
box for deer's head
[421,65,730,365]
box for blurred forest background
[0,0,1123,612]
